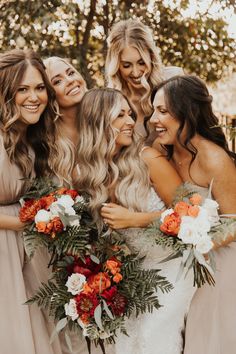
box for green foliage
[0,0,235,85]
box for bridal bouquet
[19,178,93,259]
[27,234,171,352]
[146,183,236,287]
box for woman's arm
[141,147,182,206]
[0,214,26,231]
[100,203,161,229]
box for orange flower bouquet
[19,178,93,259]
[145,183,235,287]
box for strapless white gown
[114,188,196,354]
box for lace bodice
[118,188,174,266]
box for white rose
[202,198,220,227]
[57,195,75,208]
[35,209,51,223]
[195,236,214,254]
[178,217,201,245]
[160,208,174,223]
[66,273,86,295]
[64,299,78,321]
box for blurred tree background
[0,0,236,88]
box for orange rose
[187,205,200,217]
[106,257,121,275]
[87,272,111,294]
[51,217,64,233]
[56,187,67,195]
[174,201,189,216]
[82,283,94,295]
[189,193,202,206]
[160,212,181,236]
[113,273,123,283]
[19,199,42,222]
[36,221,47,233]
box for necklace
[174,156,190,166]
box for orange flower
[36,221,47,233]
[87,272,111,294]
[51,217,64,233]
[189,193,202,206]
[80,313,90,325]
[174,201,189,216]
[106,257,121,275]
[160,212,181,236]
[56,187,67,196]
[40,195,56,209]
[19,199,42,222]
[188,205,200,218]
[113,273,123,283]
[82,283,94,295]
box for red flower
[73,265,93,278]
[40,195,56,209]
[101,286,118,302]
[66,189,79,199]
[76,292,99,317]
[110,293,127,316]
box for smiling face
[15,64,48,125]
[119,46,149,90]
[112,97,135,153]
[48,59,86,108]
[150,88,181,145]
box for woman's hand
[101,203,161,229]
[101,203,135,229]
[0,215,26,232]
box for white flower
[178,217,202,245]
[64,299,78,321]
[160,208,174,223]
[195,208,211,233]
[35,209,51,223]
[195,236,214,254]
[66,273,86,295]
[64,207,76,216]
[49,201,61,217]
[75,195,85,204]
[57,195,75,208]
[202,198,220,227]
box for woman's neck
[59,106,79,146]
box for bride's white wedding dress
[114,188,196,354]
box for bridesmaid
[44,56,87,186]
[149,75,236,354]
[0,49,63,354]
[105,18,183,141]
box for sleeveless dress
[0,134,64,354]
[114,188,196,354]
[184,186,236,354]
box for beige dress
[0,134,63,354]
[184,186,236,354]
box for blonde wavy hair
[44,57,87,186]
[0,49,59,177]
[105,18,163,117]
[75,88,151,223]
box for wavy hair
[151,75,236,164]
[75,88,151,223]
[105,18,163,117]
[44,56,86,186]
[0,49,59,177]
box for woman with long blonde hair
[105,18,183,139]
[75,88,196,354]
[44,56,87,186]
[0,49,64,354]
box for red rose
[66,189,79,199]
[101,286,118,302]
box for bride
[74,87,196,354]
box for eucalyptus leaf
[94,304,104,330]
